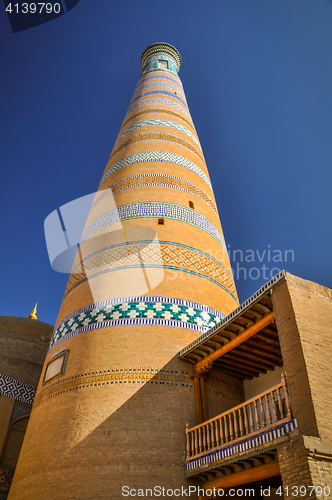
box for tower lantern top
[140,42,181,73]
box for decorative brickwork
[116,118,198,145]
[101,151,211,189]
[127,97,190,116]
[121,108,195,130]
[82,202,225,248]
[134,81,186,99]
[109,132,204,162]
[106,173,216,211]
[131,89,188,107]
[138,73,183,89]
[64,240,235,298]
[35,368,196,407]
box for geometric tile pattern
[127,97,191,117]
[109,132,204,163]
[64,241,236,299]
[116,118,199,145]
[186,419,298,472]
[100,151,212,189]
[82,202,226,249]
[131,90,188,107]
[138,73,183,89]
[0,373,36,406]
[121,108,195,130]
[106,173,217,213]
[134,81,186,100]
[50,296,226,351]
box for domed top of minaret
[140,42,181,72]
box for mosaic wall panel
[83,202,226,249]
[121,108,195,130]
[0,373,36,406]
[35,368,194,407]
[186,419,298,472]
[100,151,212,191]
[50,296,226,351]
[126,97,191,117]
[109,132,204,163]
[103,173,217,213]
[116,119,199,146]
[138,73,183,89]
[134,81,186,100]
[100,151,211,189]
[131,90,188,108]
[64,240,236,300]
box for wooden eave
[179,272,286,379]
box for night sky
[1,0,332,325]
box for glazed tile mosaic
[121,108,194,130]
[109,132,204,163]
[105,173,217,213]
[0,373,36,405]
[186,419,298,472]
[116,119,199,145]
[50,296,226,351]
[82,202,226,249]
[134,81,186,100]
[126,97,191,117]
[138,73,183,89]
[100,151,212,189]
[131,90,188,108]
[64,240,237,300]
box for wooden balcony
[185,373,297,477]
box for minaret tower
[9,43,239,499]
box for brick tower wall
[8,44,241,500]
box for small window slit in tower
[158,218,164,225]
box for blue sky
[1,0,332,325]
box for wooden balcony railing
[185,372,291,459]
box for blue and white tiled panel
[130,90,188,109]
[133,81,186,101]
[186,419,298,472]
[115,119,199,146]
[82,202,226,251]
[50,296,226,351]
[100,151,212,190]
[137,73,184,91]
[0,373,36,406]
[126,97,191,118]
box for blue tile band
[127,97,191,117]
[131,90,188,108]
[185,419,298,472]
[100,151,212,189]
[0,373,36,406]
[116,118,199,146]
[138,73,183,89]
[50,296,226,352]
[82,202,226,250]
[134,81,186,100]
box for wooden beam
[236,344,282,363]
[212,365,253,380]
[215,357,262,377]
[223,351,277,371]
[194,312,275,373]
[193,376,203,425]
[203,461,280,490]
[200,377,209,422]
